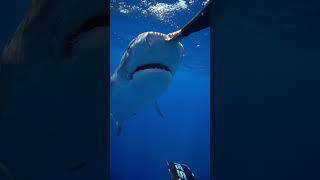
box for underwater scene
[110,0,210,179]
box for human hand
[165,29,183,42]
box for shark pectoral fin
[154,101,165,119]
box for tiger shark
[111,32,184,135]
[0,0,108,179]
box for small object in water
[167,161,195,180]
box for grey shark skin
[0,0,108,179]
[1,0,108,64]
[111,32,184,135]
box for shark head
[2,0,108,63]
[111,32,184,103]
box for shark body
[0,0,108,179]
[110,32,184,135]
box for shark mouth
[130,63,171,79]
[65,13,109,57]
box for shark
[0,0,109,179]
[1,0,108,64]
[110,32,184,135]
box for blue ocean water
[110,0,210,179]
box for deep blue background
[213,0,320,179]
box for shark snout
[113,31,183,85]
